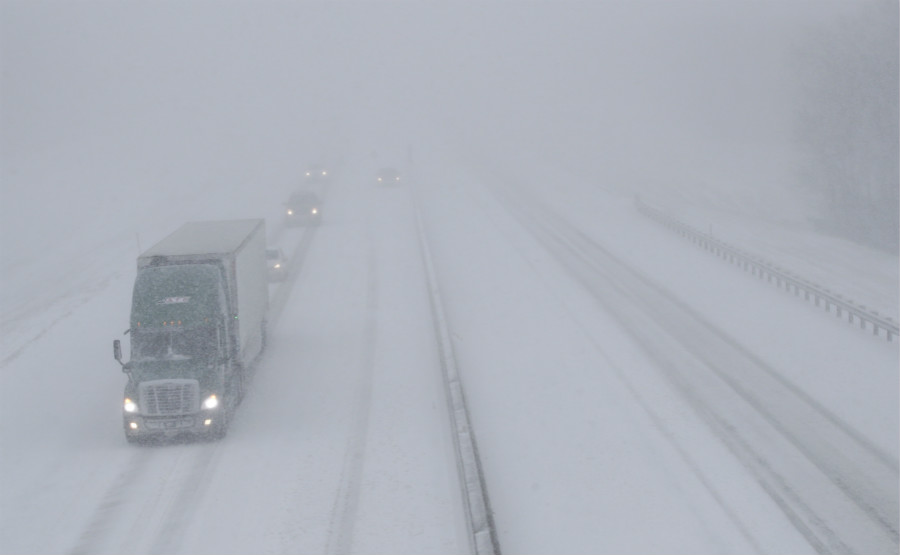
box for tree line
[794,0,899,253]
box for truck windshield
[132,327,218,362]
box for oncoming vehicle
[303,164,330,184]
[376,167,401,184]
[284,191,322,227]
[266,247,287,282]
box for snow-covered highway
[3,152,896,554]
[2,3,897,552]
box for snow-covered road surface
[1,154,897,554]
[494,179,896,553]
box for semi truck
[114,219,268,442]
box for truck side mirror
[113,339,130,372]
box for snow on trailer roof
[139,219,265,258]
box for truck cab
[117,263,236,441]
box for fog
[2,2,898,554]
[1,1,870,234]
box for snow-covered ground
[1,143,897,553]
[2,2,897,553]
[413,149,898,554]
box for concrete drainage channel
[635,196,899,342]
[412,194,501,555]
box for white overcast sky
[1,0,858,165]
[1,0,863,269]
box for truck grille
[139,379,200,416]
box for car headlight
[124,398,138,413]
[274,263,281,269]
[287,209,293,215]
[311,208,318,215]
[321,171,327,176]
[202,394,219,410]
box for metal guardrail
[413,191,500,555]
[635,196,898,342]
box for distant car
[284,191,322,226]
[303,164,330,184]
[266,247,287,282]
[376,167,401,185]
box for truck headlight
[124,398,138,413]
[202,394,219,410]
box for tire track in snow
[491,182,898,555]
[478,203,766,552]
[67,449,156,555]
[144,444,221,555]
[67,443,222,555]
[323,226,377,555]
